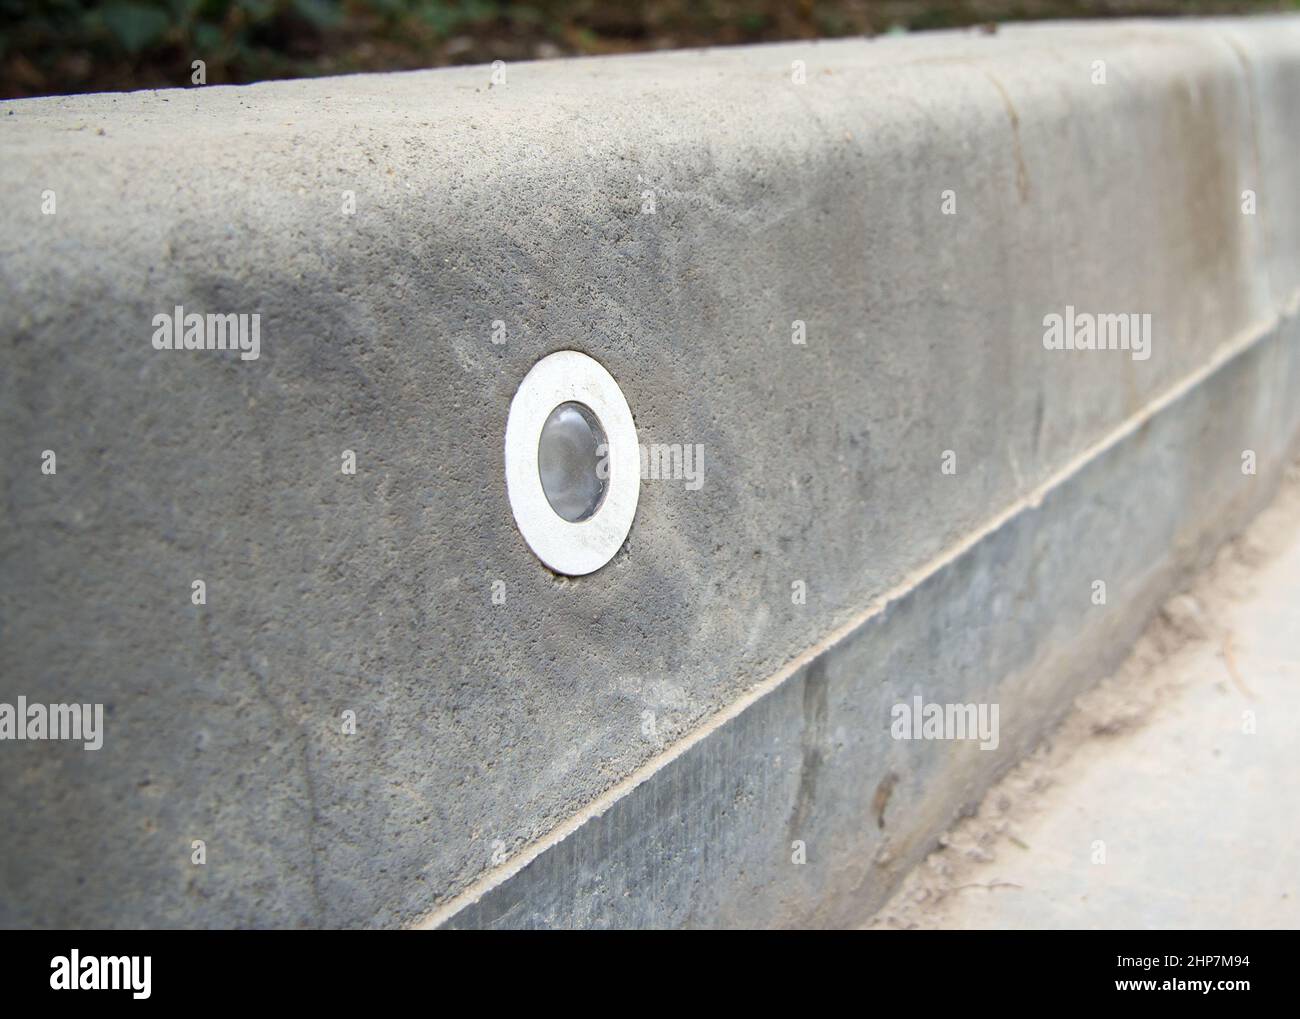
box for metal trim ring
[505,351,639,575]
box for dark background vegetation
[2,0,1295,99]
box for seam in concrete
[415,283,1300,929]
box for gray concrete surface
[867,463,1300,929]
[1,18,1299,928]
[432,319,1300,928]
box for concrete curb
[1,17,1298,927]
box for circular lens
[537,402,608,522]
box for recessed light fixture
[505,351,639,575]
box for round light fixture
[505,351,639,575]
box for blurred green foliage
[1,0,1296,98]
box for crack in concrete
[984,71,1030,204]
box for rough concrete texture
[1,18,1299,928]
[433,313,1300,928]
[867,460,1300,930]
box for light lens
[537,402,608,522]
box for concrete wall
[1,17,1298,928]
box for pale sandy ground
[866,459,1300,930]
